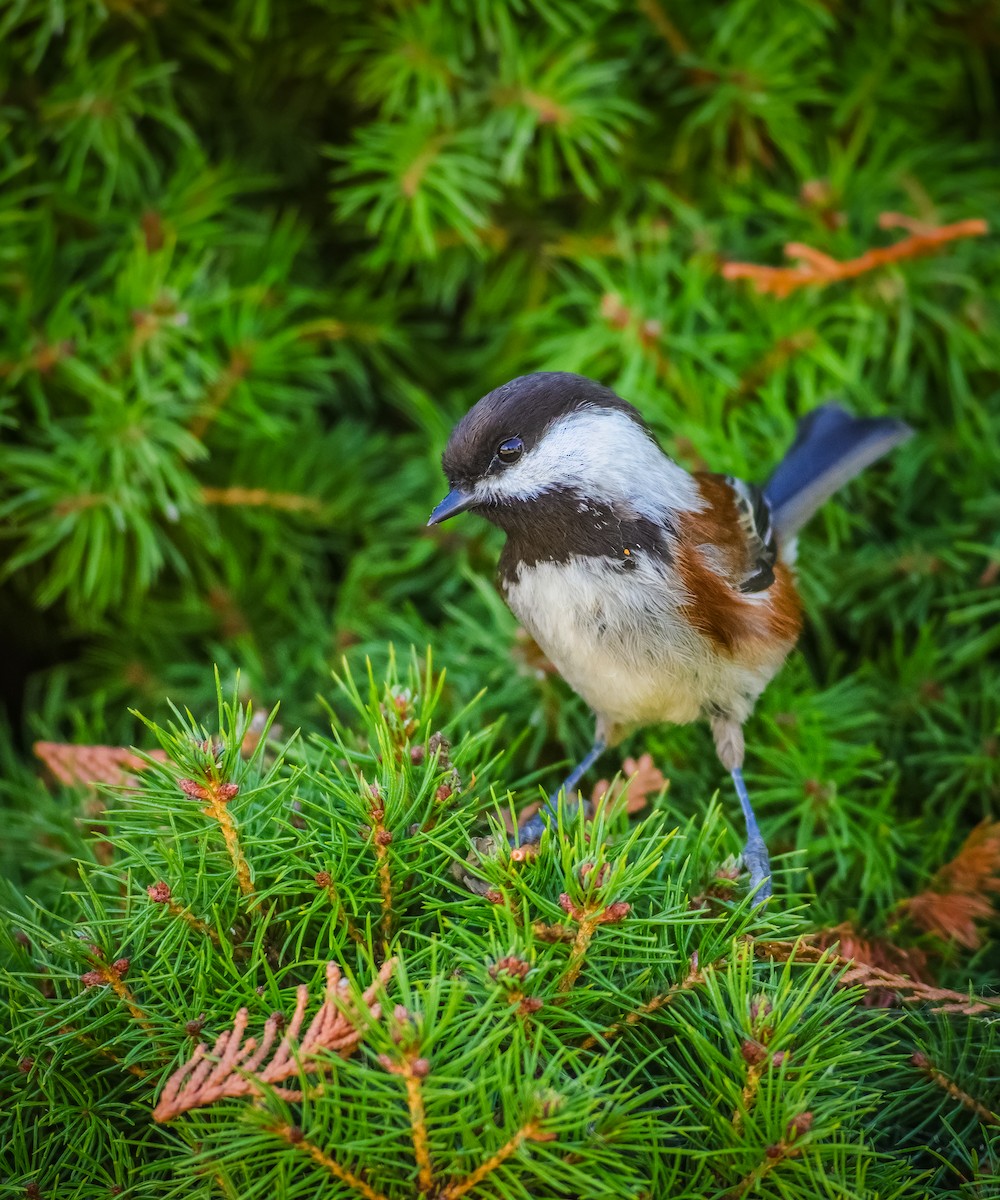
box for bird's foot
[514,790,582,846]
[742,835,772,904]
[514,739,607,846]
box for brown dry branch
[152,959,395,1122]
[811,921,932,1007]
[200,486,324,514]
[270,1124,389,1200]
[34,741,167,789]
[899,821,1000,949]
[439,1119,556,1200]
[178,776,255,899]
[911,1052,1000,1127]
[721,215,988,297]
[758,940,998,1016]
[581,952,707,1050]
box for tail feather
[764,403,912,541]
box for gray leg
[731,766,771,902]
[516,738,607,844]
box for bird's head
[427,372,692,527]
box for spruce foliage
[3,663,996,1198]
[1,0,998,1196]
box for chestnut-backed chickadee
[428,372,911,900]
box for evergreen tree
[1,1,998,1196]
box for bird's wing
[688,473,778,594]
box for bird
[427,372,912,900]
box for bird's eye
[497,437,524,464]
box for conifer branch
[722,216,988,296]
[34,741,167,789]
[147,882,221,946]
[636,0,690,55]
[723,1113,813,1199]
[199,487,324,514]
[178,777,255,899]
[556,879,631,994]
[270,1124,390,1200]
[153,959,395,1122]
[57,1023,148,1077]
[728,330,817,402]
[314,871,364,944]
[378,1029,433,1195]
[439,1117,556,1200]
[581,952,706,1049]
[189,348,253,441]
[758,941,999,1016]
[81,955,158,1039]
[910,1052,1000,1127]
[733,996,777,1137]
[364,780,395,943]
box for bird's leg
[711,718,771,902]
[516,737,607,844]
[730,766,771,902]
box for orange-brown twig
[57,1024,148,1077]
[35,742,167,789]
[189,348,253,441]
[637,0,690,55]
[179,777,255,898]
[723,1113,813,1199]
[581,952,707,1050]
[556,890,631,994]
[439,1119,556,1200]
[270,1124,390,1200]
[378,1044,434,1194]
[153,959,394,1122]
[147,882,221,946]
[81,956,158,1039]
[364,781,395,943]
[200,486,324,514]
[722,216,988,297]
[911,1052,1000,1126]
[757,939,999,1016]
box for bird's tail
[763,403,912,542]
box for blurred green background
[1,0,998,933]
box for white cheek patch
[475,408,702,521]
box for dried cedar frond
[153,959,394,1122]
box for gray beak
[427,487,476,526]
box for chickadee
[428,372,911,899]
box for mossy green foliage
[2,663,995,1198]
[0,0,998,1195]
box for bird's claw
[742,836,772,904]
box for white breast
[503,554,778,743]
